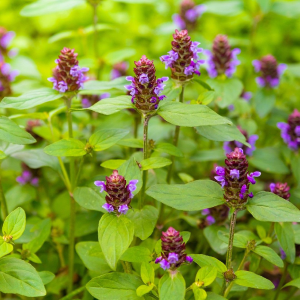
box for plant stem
[166,86,185,184]
[139,115,150,209]
[60,286,85,300]
[226,209,239,270]
[66,97,76,293]
[0,171,8,220]
[274,262,288,300]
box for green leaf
[253,245,284,267]
[191,254,227,277]
[275,222,295,263]
[3,207,26,240]
[141,262,155,284]
[254,89,276,117]
[140,157,172,170]
[86,272,143,300]
[197,91,216,105]
[159,272,186,300]
[76,242,111,274]
[203,225,227,255]
[121,246,151,263]
[204,0,243,16]
[0,257,46,296]
[101,160,127,169]
[20,0,85,17]
[0,117,36,145]
[38,271,55,285]
[293,224,300,244]
[146,180,224,211]
[89,128,129,151]
[206,292,227,300]
[218,230,259,249]
[193,286,207,300]
[104,48,136,65]
[87,96,134,115]
[0,151,6,160]
[249,148,290,174]
[126,205,158,240]
[74,187,106,212]
[158,102,231,127]
[98,214,134,270]
[234,270,274,289]
[256,225,266,240]
[0,88,61,109]
[246,192,300,222]
[206,78,243,108]
[195,124,250,147]
[44,138,86,157]
[271,1,300,18]
[136,284,154,297]
[0,238,13,258]
[195,266,218,287]
[154,142,183,157]
[283,277,300,289]
[117,138,143,148]
[291,156,300,186]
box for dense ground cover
[0,0,300,299]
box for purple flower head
[168,252,179,264]
[230,169,240,179]
[94,181,106,193]
[253,55,286,88]
[186,255,193,263]
[102,203,114,213]
[202,208,210,215]
[160,259,170,270]
[270,182,290,200]
[239,184,247,199]
[160,50,179,69]
[247,171,261,185]
[0,28,15,60]
[118,204,129,215]
[206,215,216,225]
[16,166,39,187]
[139,73,149,84]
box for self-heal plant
[0,61,18,99]
[95,170,138,215]
[252,54,286,88]
[277,109,300,151]
[155,227,193,271]
[173,0,205,31]
[204,34,240,78]
[270,182,290,200]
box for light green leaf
[101,160,127,170]
[253,245,284,267]
[44,138,86,157]
[246,192,300,222]
[76,242,111,274]
[293,224,300,244]
[126,205,158,240]
[87,96,134,115]
[0,88,61,110]
[193,287,207,300]
[283,277,300,289]
[3,208,26,240]
[234,270,274,289]
[275,222,295,263]
[38,271,55,285]
[0,151,6,160]
[271,1,300,18]
[121,246,151,263]
[203,225,227,255]
[104,48,136,65]
[195,124,250,147]
[98,214,134,270]
[191,254,227,277]
[140,157,172,170]
[86,272,143,300]
[159,272,186,300]
[158,102,231,127]
[195,266,218,287]
[117,138,143,148]
[0,257,46,296]
[136,284,154,297]
[0,117,36,145]
[206,292,227,300]
[254,89,276,117]
[74,187,106,212]
[141,262,155,284]
[20,0,85,17]
[0,238,13,258]
[204,0,243,16]
[89,128,129,151]
[154,142,183,157]
[146,180,224,211]
[218,230,259,249]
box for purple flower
[239,184,247,199]
[186,255,193,263]
[168,253,179,264]
[295,126,300,136]
[16,169,39,187]
[280,248,286,260]
[270,183,276,193]
[94,181,106,193]
[160,50,179,69]
[155,256,162,263]
[127,179,138,198]
[230,169,240,179]
[247,171,261,184]
[215,166,226,187]
[82,98,92,108]
[241,91,252,102]
[202,208,210,215]
[160,259,171,270]
[245,134,259,156]
[111,62,129,80]
[139,73,149,84]
[172,14,186,30]
[118,204,129,215]
[206,215,216,225]
[154,77,169,96]
[102,203,114,213]
[30,177,39,187]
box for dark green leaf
[121,246,151,263]
[74,187,106,212]
[154,142,183,157]
[140,157,172,170]
[38,271,55,285]
[275,222,295,263]
[253,245,284,267]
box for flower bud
[0,61,18,100]
[48,47,89,93]
[160,30,204,83]
[205,34,240,78]
[155,227,192,270]
[94,170,138,215]
[223,127,258,156]
[173,0,205,31]
[125,55,168,112]
[277,109,300,151]
[269,182,290,201]
[223,268,236,282]
[215,148,261,208]
[253,55,286,88]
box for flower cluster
[253,55,286,88]
[81,92,110,108]
[16,164,39,187]
[201,205,229,227]
[155,227,193,270]
[173,0,205,31]
[277,109,300,151]
[0,61,18,99]
[0,27,16,60]
[224,127,258,156]
[125,55,168,112]
[48,47,89,93]
[204,35,240,78]
[215,148,261,208]
[94,170,138,215]
[270,182,290,201]
[111,62,129,80]
[160,29,204,83]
